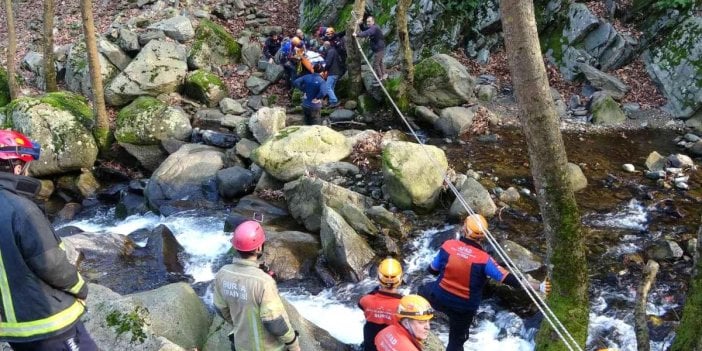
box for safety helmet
[232,221,266,252]
[291,37,302,47]
[325,27,335,36]
[463,214,488,240]
[0,130,41,162]
[377,258,402,289]
[396,295,433,321]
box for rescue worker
[0,129,97,351]
[374,294,433,351]
[263,31,282,64]
[353,16,387,80]
[293,62,327,125]
[420,214,551,351]
[322,40,343,108]
[358,258,404,351]
[213,221,301,351]
[281,36,304,85]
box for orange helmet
[463,214,488,240]
[396,295,433,321]
[291,37,302,47]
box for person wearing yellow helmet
[374,294,433,351]
[419,214,550,351]
[358,258,404,351]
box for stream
[56,127,701,350]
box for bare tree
[80,0,110,151]
[501,1,589,349]
[43,0,57,92]
[4,0,20,100]
[395,0,413,111]
[345,0,366,97]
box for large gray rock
[411,54,476,108]
[567,162,588,192]
[145,144,225,208]
[501,240,543,273]
[241,41,263,69]
[98,36,131,71]
[449,177,497,218]
[249,107,286,143]
[183,69,228,107]
[251,126,352,181]
[246,76,271,95]
[263,230,321,281]
[216,166,256,199]
[187,19,240,69]
[320,206,375,282]
[564,3,600,44]
[264,63,285,83]
[644,15,702,118]
[4,92,98,177]
[148,16,195,42]
[591,94,626,125]
[578,63,629,99]
[414,106,440,125]
[115,96,192,145]
[437,107,475,137]
[65,40,120,98]
[382,141,448,210]
[106,40,188,106]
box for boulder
[263,230,321,281]
[475,84,497,102]
[65,40,120,98]
[499,186,521,203]
[106,40,188,106]
[382,141,448,210]
[241,41,263,69]
[230,195,290,225]
[148,16,195,42]
[264,63,285,83]
[414,106,440,125]
[235,138,260,159]
[564,3,600,44]
[437,107,475,137]
[329,109,355,122]
[411,54,476,108]
[645,151,666,171]
[309,161,360,180]
[3,92,98,177]
[216,166,256,199]
[98,36,131,71]
[220,98,247,115]
[145,144,225,209]
[591,94,626,125]
[667,153,694,168]
[115,96,192,144]
[251,126,352,181]
[183,69,228,107]
[646,240,684,261]
[284,176,372,232]
[246,76,271,95]
[567,162,588,192]
[76,170,100,198]
[365,205,409,239]
[320,206,375,282]
[500,240,543,273]
[644,15,702,118]
[188,19,240,69]
[117,27,140,53]
[578,63,629,99]
[249,107,286,143]
[119,143,169,172]
[691,140,702,156]
[449,177,497,218]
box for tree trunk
[395,0,413,112]
[80,0,111,152]
[670,216,702,351]
[634,260,659,351]
[43,0,57,92]
[501,1,589,350]
[346,0,366,98]
[4,0,20,100]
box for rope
[349,11,584,351]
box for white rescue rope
[349,11,584,351]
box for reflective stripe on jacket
[0,174,87,342]
[213,258,296,351]
[374,324,422,351]
[358,288,402,351]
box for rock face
[65,40,120,98]
[449,177,497,218]
[115,96,192,144]
[320,206,375,282]
[644,15,702,118]
[106,40,188,106]
[382,141,448,210]
[183,69,228,107]
[251,126,352,181]
[3,92,98,176]
[188,19,241,69]
[145,144,225,209]
[411,54,476,108]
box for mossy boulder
[65,40,120,98]
[251,125,352,182]
[382,141,448,210]
[3,91,97,176]
[182,70,227,107]
[591,94,626,125]
[188,19,240,69]
[411,54,476,108]
[115,96,192,145]
[0,66,10,107]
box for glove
[539,278,551,296]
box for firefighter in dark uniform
[0,129,97,351]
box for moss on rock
[189,19,241,67]
[183,69,227,107]
[116,96,167,144]
[413,57,447,89]
[40,91,95,129]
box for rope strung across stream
[349,11,584,351]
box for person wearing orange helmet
[374,294,434,351]
[419,214,550,351]
[213,221,301,351]
[0,130,97,350]
[358,258,404,351]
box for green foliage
[654,0,695,9]
[0,67,10,107]
[437,0,480,18]
[105,306,150,343]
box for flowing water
[57,127,701,350]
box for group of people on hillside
[260,16,386,126]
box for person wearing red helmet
[0,130,97,350]
[213,221,301,351]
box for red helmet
[0,130,41,162]
[231,221,266,252]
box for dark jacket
[263,36,282,60]
[324,46,344,76]
[357,25,385,53]
[293,73,327,109]
[0,173,87,343]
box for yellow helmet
[464,214,488,240]
[377,258,403,289]
[325,27,335,36]
[396,295,433,321]
[291,37,302,47]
